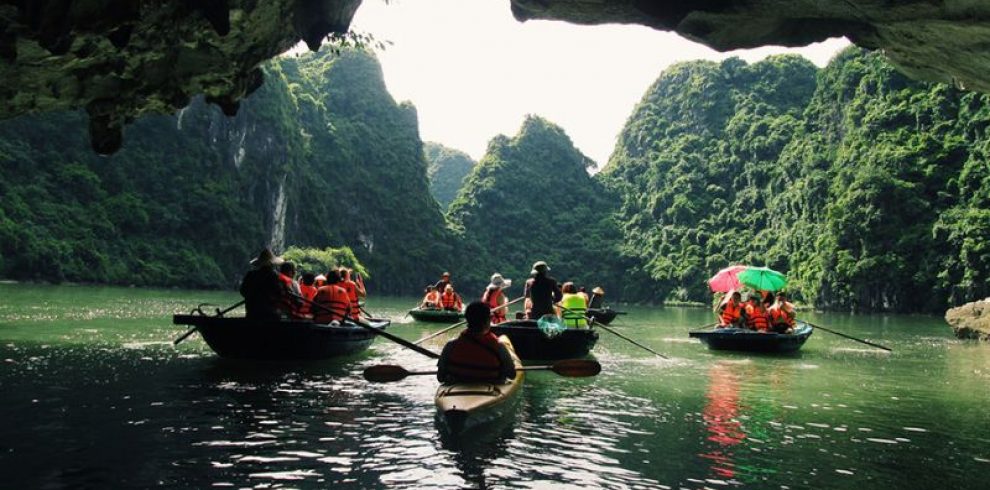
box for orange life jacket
[441,291,462,310]
[769,303,795,327]
[298,284,318,316]
[443,331,506,381]
[312,284,351,323]
[719,300,742,326]
[340,280,360,319]
[277,273,301,318]
[423,291,440,308]
[483,287,505,323]
[744,303,770,331]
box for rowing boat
[435,336,523,435]
[689,322,813,353]
[409,308,464,323]
[172,314,391,360]
[490,320,598,360]
[586,307,619,325]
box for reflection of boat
[699,363,746,479]
[689,322,813,353]
[490,320,598,360]
[172,315,390,360]
[409,308,464,323]
[435,336,523,436]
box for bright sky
[348,0,850,168]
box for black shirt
[239,268,281,320]
[528,273,562,319]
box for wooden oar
[414,296,525,346]
[173,300,245,346]
[806,322,892,352]
[294,293,441,359]
[363,358,602,382]
[557,303,669,359]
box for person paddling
[526,261,561,320]
[239,249,283,320]
[482,273,512,324]
[437,301,515,383]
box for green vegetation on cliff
[446,115,628,297]
[604,48,990,312]
[0,48,447,292]
[425,142,476,210]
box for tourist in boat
[437,301,515,383]
[482,273,512,324]
[338,267,362,320]
[354,271,367,300]
[526,261,561,320]
[277,261,305,319]
[239,248,283,320]
[420,285,441,309]
[744,294,771,332]
[440,284,463,312]
[434,271,452,294]
[558,282,589,328]
[578,286,590,304]
[312,270,352,324]
[588,286,605,310]
[298,272,319,318]
[769,291,796,333]
[314,273,327,288]
[716,290,745,328]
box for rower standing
[526,261,561,319]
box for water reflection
[699,363,746,480]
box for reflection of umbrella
[708,265,748,293]
[737,267,787,292]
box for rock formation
[0,0,360,153]
[510,1,990,93]
[945,300,990,341]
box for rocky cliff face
[945,300,990,341]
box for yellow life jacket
[560,293,588,328]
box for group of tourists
[239,248,366,324]
[715,290,795,333]
[420,260,604,328]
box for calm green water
[1,283,988,489]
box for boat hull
[172,315,390,360]
[689,322,813,353]
[435,336,523,435]
[587,308,618,325]
[490,321,598,360]
[409,308,464,323]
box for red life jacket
[277,273,300,317]
[744,303,770,331]
[444,331,506,381]
[298,284,318,316]
[719,300,742,326]
[312,284,351,323]
[441,291,461,310]
[483,287,505,323]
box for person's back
[559,282,588,328]
[312,271,352,324]
[438,302,515,383]
[528,261,561,319]
[240,249,283,320]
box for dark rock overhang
[2,0,989,154]
[510,0,990,93]
[0,0,361,154]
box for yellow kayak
[434,335,523,435]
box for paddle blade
[551,359,602,377]
[363,365,410,383]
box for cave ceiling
[1,0,989,153]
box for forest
[2,46,989,313]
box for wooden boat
[435,336,523,435]
[172,314,391,360]
[409,308,464,323]
[689,322,813,353]
[586,307,619,325]
[490,320,598,360]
